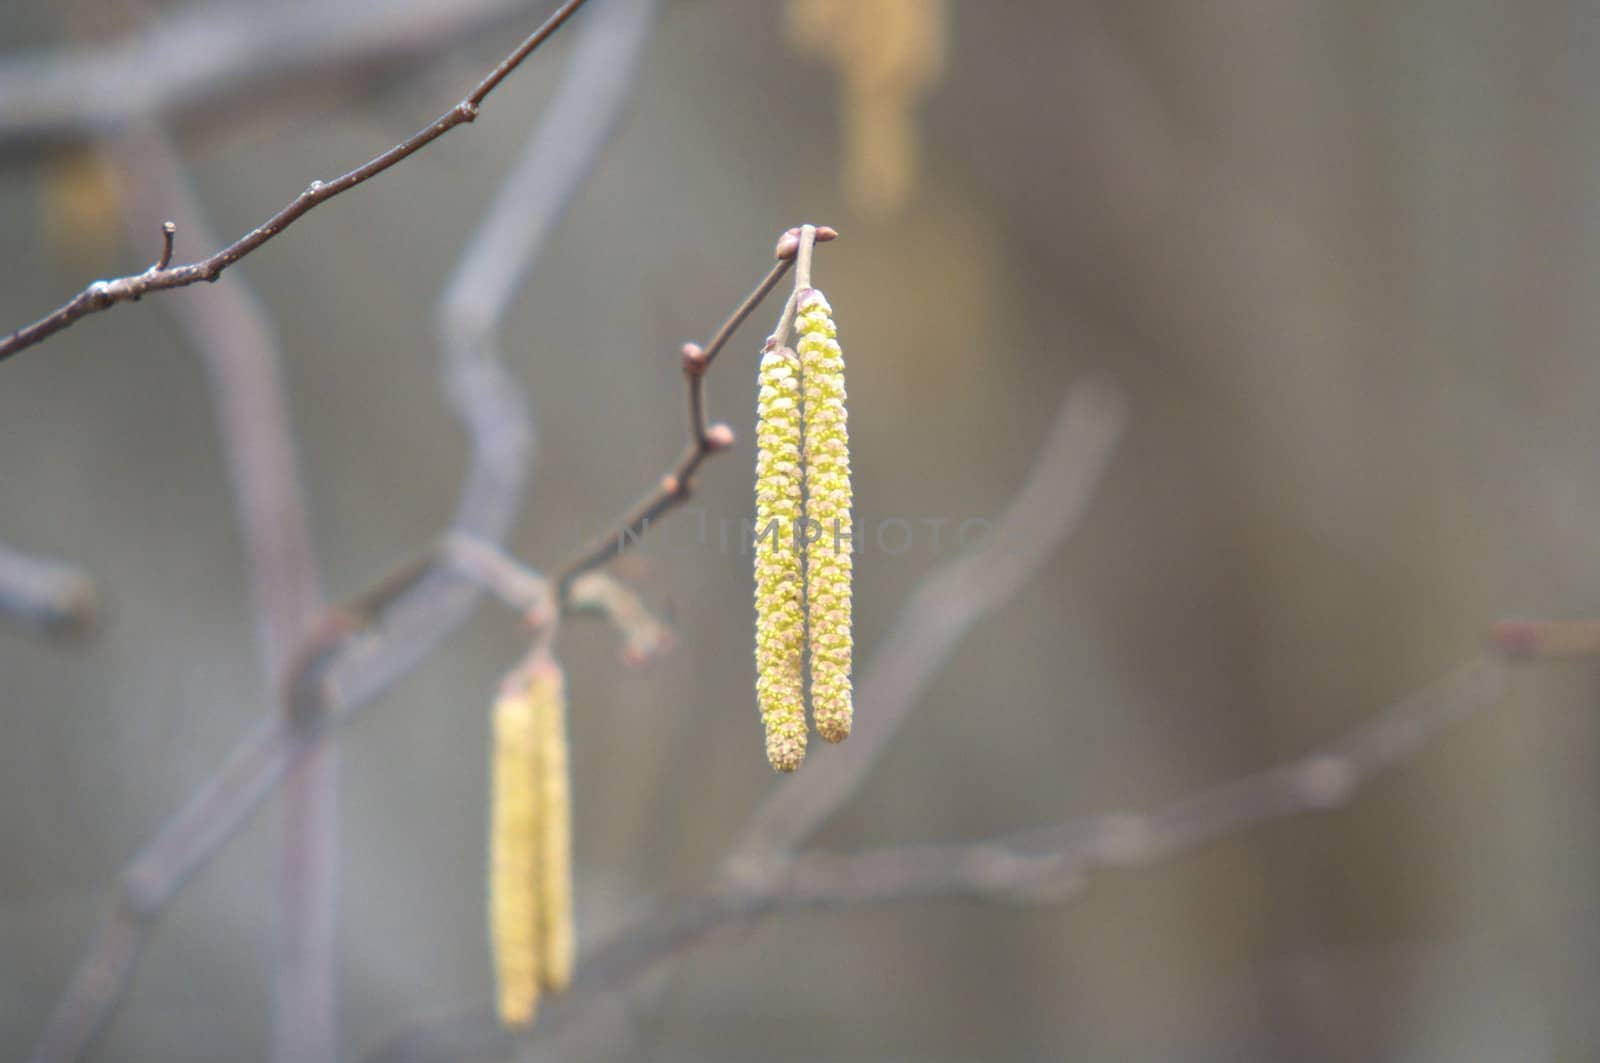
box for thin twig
[552,226,842,601]
[0,538,97,639]
[321,0,663,715]
[26,3,658,1059]
[366,377,1128,1062]
[364,662,1513,1063]
[148,221,175,272]
[93,127,333,1063]
[0,0,593,364]
[0,0,543,149]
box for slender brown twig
[364,377,1129,1063]
[553,225,837,601]
[0,0,592,364]
[107,127,336,1063]
[25,3,656,1059]
[0,0,541,149]
[367,591,1515,1063]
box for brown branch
[25,2,661,1059]
[0,0,543,150]
[366,377,1128,1062]
[552,225,838,602]
[0,0,592,365]
[364,651,1508,1063]
[316,0,665,719]
[0,538,97,640]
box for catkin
[489,675,541,1027]
[488,659,576,1028]
[754,344,809,771]
[796,290,854,742]
[531,660,574,992]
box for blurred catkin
[487,657,575,1026]
[488,673,541,1027]
[532,659,574,992]
[754,345,808,772]
[796,290,854,742]
[785,0,946,214]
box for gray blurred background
[3,1,1600,1060]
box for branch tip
[681,341,708,375]
[705,423,735,451]
[151,222,176,272]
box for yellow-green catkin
[531,660,574,993]
[754,344,808,771]
[488,659,576,1028]
[489,675,541,1028]
[796,289,854,743]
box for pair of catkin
[755,288,853,772]
[488,657,574,1028]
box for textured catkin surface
[531,661,574,993]
[753,345,808,771]
[489,678,540,1028]
[796,290,853,743]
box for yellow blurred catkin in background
[488,658,575,1027]
[786,0,946,215]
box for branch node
[774,228,802,261]
[456,100,481,122]
[681,341,708,376]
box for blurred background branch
[7,2,1600,1061]
[0,0,536,150]
[0,538,96,640]
[0,0,592,363]
[21,1,658,1060]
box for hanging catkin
[488,657,575,1027]
[488,673,541,1027]
[753,344,809,772]
[532,659,574,992]
[796,289,854,742]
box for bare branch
[0,538,97,639]
[0,0,593,364]
[0,0,540,149]
[565,571,674,667]
[26,2,661,1059]
[552,227,847,601]
[365,377,1128,1062]
[364,654,1509,1063]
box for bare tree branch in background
[366,377,1130,1063]
[107,128,335,1063]
[0,0,537,151]
[0,538,97,639]
[369,635,1517,1061]
[23,2,661,1059]
[0,0,593,364]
